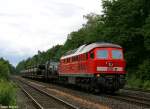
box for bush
[0,59,10,80]
[127,76,150,90]
[0,80,16,106]
[127,76,143,89]
[143,80,150,90]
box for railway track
[14,77,150,109]
[16,79,79,109]
[107,91,150,107]
[123,87,150,94]
[19,86,44,109]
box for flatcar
[58,42,126,92]
[21,64,45,79]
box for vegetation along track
[15,79,79,109]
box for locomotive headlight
[113,67,123,71]
[96,74,100,77]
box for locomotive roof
[61,42,122,59]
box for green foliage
[0,61,9,79]
[16,0,150,89]
[0,58,15,79]
[127,76,143,89]
[143,80,150,90]
[127,76,150,90]
[136,59,150,80]
[142,15,150,51]
[0,58,16,106]
[0,80,16,106]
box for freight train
[21,42,126,93]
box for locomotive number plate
[107,67,113,71]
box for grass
[0,79,17,106]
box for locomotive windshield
[97,50,108,59]
[112,50,123,59]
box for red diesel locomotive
[58,42,126,92]
[21,42,126,92]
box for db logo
[108,62,113,67]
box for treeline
[0,58,15,80]
[16,45,62,72]
[16,0,150,89]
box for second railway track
[105,88,150,108]
[15,79,79,109]
[108,94,150,107]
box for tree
[0,58,12,79]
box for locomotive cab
[95,48,126,73]
[88,47,126,91]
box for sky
[0,0,102,66]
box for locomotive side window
[90,52,94,59]
[112,50,123,59]
[97,50,108,59]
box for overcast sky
[0,0,102,66]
